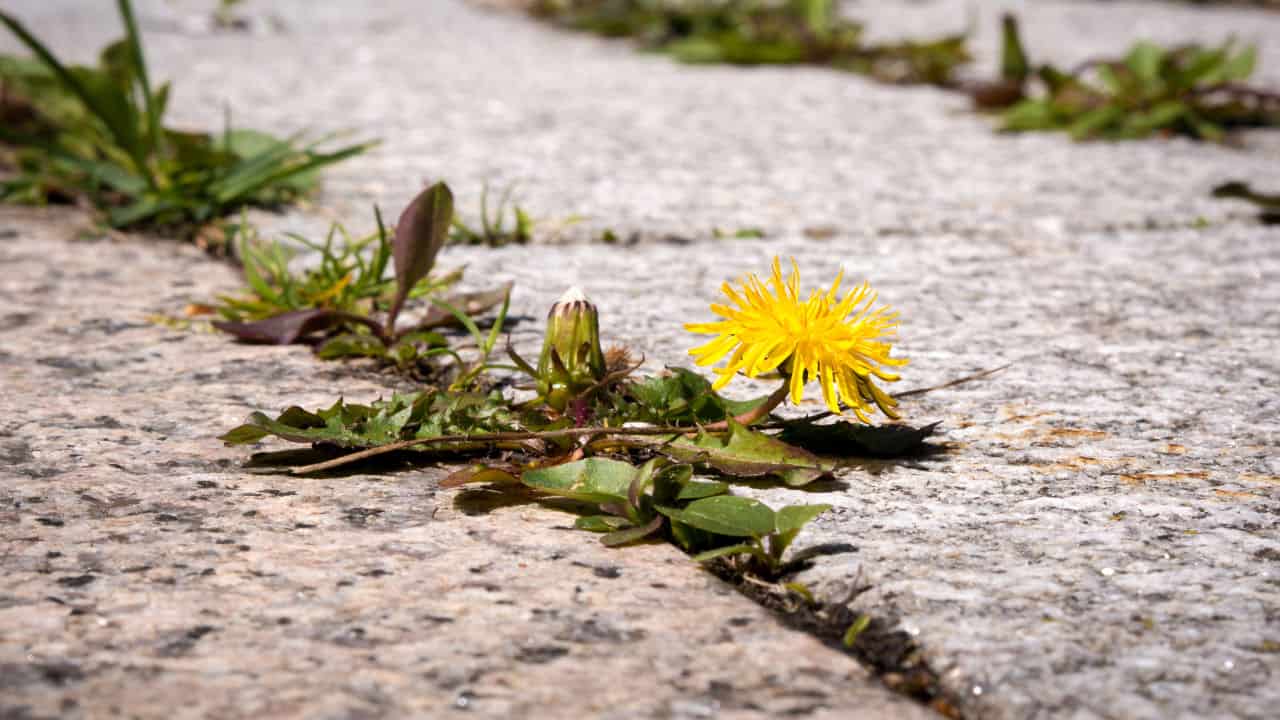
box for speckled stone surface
[0,208,934,720]
[2,0,1279,244]
[2,1,1280,719]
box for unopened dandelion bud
[538,287,606,409]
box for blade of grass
[5,135,150,195]
[0,9,150,184]
[369,206,391,286]
[481,289,512,355]
[241,244,284,305]
[479,183,492,238]
[427,296,486,348]
[115,0,161,158]
[107,194,181,227]
[212,139,375,204]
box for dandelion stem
[720,383,790,428]
[289,384,790,475]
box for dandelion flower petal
[685,256,907,423]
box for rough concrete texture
[0,208,935,720]
[3,0,1280,243]
[2,1,1280,719]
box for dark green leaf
[0,11,145,174]
[626,458,666,515]
[1125,42,1164,88]
[116,0,162,155]
[775,504,832,536]
[668,517,721,553]
[772,503,832,557]
[360,405,414,445]
[218,391,520,454]
[1179,47,1228,87]
[1067,105,1125,140]
[676,480,730,501]
[107,194,179,227]
[662,420,831,486]
[210,137,375,205]
[1212,181,1280,209]
[648,462,696,507]
[691,543,767,564]
[395,330,448,348]
[998,13,1028,84]
[520,458,637,504]
[0,4,370,233]
[317,333,389,360]
[784,582,815,604]
[656,495,776,538]
[219,423,271,445]
[219,409,357,446]
[574,515,631,533]
[601,514,665,547]
[276,406,326,428]
[1185,113,1225,142]
[1220,45,1257,83]
[1122,100,1186,137]
[1001,99,1057,131]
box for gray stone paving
[4,0,1280,242]
[3,1,1280,719]
[0,208,933,720]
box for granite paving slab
[2,0,1279,243]
[2,1,1279,719]
[0,207,934,720]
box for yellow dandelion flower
[684,257,907,423]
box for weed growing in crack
[449,183,536,246]
[712,226,765,239]
[215,217,458,324]
[213,235,995,715]
[1212,181,1280,224]
[214,0,249,30]
[526,3,1279,142]
[528,0,970,87]
[971,14,1280,141]
[0,0,372,244]
[220,257,994,576]
[210,183,511,383]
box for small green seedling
[976,14,1278,141]
[712,227,766,239]
[676,498,832,577]
[449,183,535,246]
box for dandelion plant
[217,256,977,581]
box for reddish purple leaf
[213,309,385,345]
[388,182,454,331]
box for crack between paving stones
[704,561,965,720]
[476,212,1270,247]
